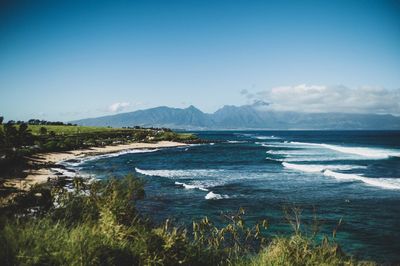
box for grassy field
[27,125,121,135]
[1,124,196,140]
[0,125,131,135]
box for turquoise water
[66,131,400,263]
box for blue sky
[1,0,399,121]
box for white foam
[289,142,400,159]
[60,160,82,167]
[135,168,223,178]
[266,148,345,162]
[282,162,363,173]
[227,140,247,144]
[63,148,161,167]
[281,161,400,190]
[323,170,400,190]
[255,142,270,147]
[205,191,229,200]
[175,181,209,191]
[265,156,284,162]
[135,167,267,189]
[90,148,160,160]
[255,135,281,140]
[282,157,340,162]
[266,150,320,156]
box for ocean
[64,131,400,262]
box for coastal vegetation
[0,117,196,178]
[0,175,374,265]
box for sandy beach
[3,141,187,190]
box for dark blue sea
[65,131,400,263]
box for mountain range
[72,102,400,130]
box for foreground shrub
[0,175,375,266]
[240,234,375,266]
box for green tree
[0,116,3,124]
[39,126,47,135]
[0,128,4,148]
[18,123,33,146]
[3,123,18,147]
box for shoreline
[3,141,188,191]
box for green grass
[0,124,123,135]
[0,124,197,139]
[239,235,374,266]
[173,133,196,141]
[26,125,129,135]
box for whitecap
[255,135,281,140]
[205,191,229,200]
[175,181,209,191]
[135,168,223,178]
[282,162,364,173]
[227,140,247,144]
[267,150,319,156]
[289,142,400,159]
[323,170,400,190]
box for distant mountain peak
[72,103,400,130]
[186,105,200,110]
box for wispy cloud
[248,84,400,115]
[108,102,131,112]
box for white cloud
[253,84,400,115]
[108,102,131,112]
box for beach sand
[3,141,187,191]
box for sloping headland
[0,121,195,201]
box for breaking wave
[282,162,363,173]
[135,168,223,178]
[282,162,400,190]
[175,181,209,191]
[205,191,229,200]
[227,140,248,144]
[289,142,400,159]
[323,170,400,190]
[255,135,281,140]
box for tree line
[1,117,76,126]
